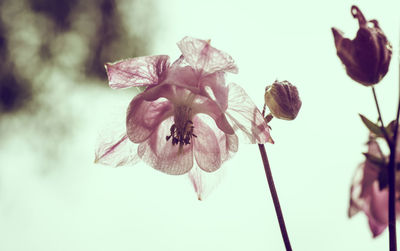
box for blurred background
[0,0,399,250]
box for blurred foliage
[0,0,153,115]
[0,0,155,171]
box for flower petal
[368,182,388,234]
[188,165,225,200]
[193,116,222,172]
[177,36,238,74]
[200,72,229,110]
[138,117,194,175]
[225,83,273,144]
[105,55,170,89]
[95,134,140,167]
[127,95,174,143]
[164,63,200,89]
[348,163,365,217]
[192,96,234,135]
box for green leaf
[359,114,384,137]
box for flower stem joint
[332,5,392,86]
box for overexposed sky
[1,0,400,250]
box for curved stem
[258,144,292,251]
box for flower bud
[332,5,392,86]
[264,80,301,120]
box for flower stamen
[166,106,197,148]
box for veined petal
[192,96,234,135]
[105,55,170,89]
[164,64,200,89]
[95,133,140,167]
[177,36,238,75]
[225,83,273,144]
[188,165,225,200]
[200,72,229,111]
[127,95,174,143]
[193,116,222,172]
[138,117,194,175]
[196,114,238,163]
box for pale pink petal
[105,55,170,89]
[368,218,387,238]
[95,134,140,167]
[127,95,174,143]
[368,182,389,235]
[192,96,234,135]
[195,114,238,163]
[193,116,221,172]
[348,163,365,217]
[188,165,225,200]
[177,36,238,74]
[225,83,273,144]
[200,72,229,111]
[164,64,200,89]
[188,166,204,200]
[138,117,194,175]
[349,165,388,237]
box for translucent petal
[192,95,234,135]
[138,117,194,175]
[188,165,225,200]
[193,116,221,172]
[225,83,273,144]
[200,72,229,111]
[127,95,174,143]
[105,55,170,89]
[95,134,140,167]
[177,36,238,74]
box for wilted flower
[95,37,272,198]
[349,135,400,237]
[332,5,392,86]
[264,80,301,120]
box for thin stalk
[372,86,397,251]
[388,49,400,251]
[372,87,391,145]
[258,144,292,251]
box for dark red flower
[332,5,392,86]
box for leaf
[362,152,386,167]
[385,120,397,141]
[359,114,384,137]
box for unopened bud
[332,5,392,86]
[264,80,301,120]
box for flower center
[166,106,197,148]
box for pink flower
[95,37,272,198]
[349,136,400,237]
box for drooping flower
[95,37,272,198]
[349,135,400,237]
[332,5,392,86]
[264,80,301,120]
